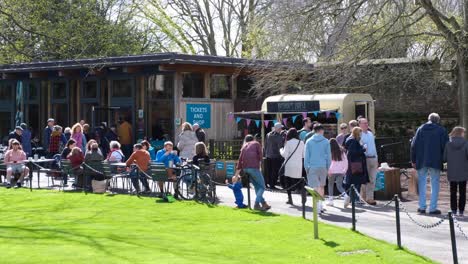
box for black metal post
[351,184,356,231]
[394,194,402,249]
[302,180,306,219]
[209,139,215,159]
[28,161,33,192]
[449,211,458,264]
[247,174,251,209]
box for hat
[20,123,27,130]
[47,118,55,123]
[274,122,283,129]
[15,126,23,131]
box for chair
[149,163,173,196]
[61,160,81,191]
[0,161,28,186]
[41,154,65,188]
[102,162,128,193]
[83,161,105,193]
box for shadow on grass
[245,209,279,217]
[320,238,340,248]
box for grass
[0,188,433,264]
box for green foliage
[0,188,433,263]
[0,0,153,63]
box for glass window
[0,82,13,100]
[52,104,68,126]
[149,75,174,99]
[182,73,204,98]
[0,111,12,144]
[151,100,173,141]
[82,103,99,126]
[111,79,133,97]
[83,81,98,98]
[52,82,67,99]
[211,74,231,99]
[27,82,39,101]
[26,104,39,136]
[237,76,254,98]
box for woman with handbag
[280,128,304,205]
[343,127,369,208]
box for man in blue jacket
[304,124,331,213]
[411,113,449,215]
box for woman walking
[444,127,468,217]
[280,128,304,205]
[343,127,368,208]
[327,138,348,206]
[236,135,271,211]
[177,122,198,160]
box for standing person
[118,118,133,159]
[225,175,247,209]
[327,138,348,206]
[43,118,54,151]
[71,123,87,153]
[304,124,331,213]
[177,122,198,160]
[48,126,66,158]
[444,127,468,217]
[8,126,23,145]
[63,127,72,142]
[298,118,313,141]
[192,123,206,143]
[411,113,449,215]
[343,127,368,208]
[236,134,271,211]
[303,121,319,143]
[105,125,119,142]
[20,123,32,157]
[3,140,29,188]
[280,128,305,205]
[126,143,151,194]
[336,123,348,146]
[342,120,358,148]
[359,118,378,205]
[96,122,110,158]
[264,122,284,189]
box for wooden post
[305,186,324,240]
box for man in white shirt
[359,118,378,205]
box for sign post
[305,186,324,239]
[186,104,211,128]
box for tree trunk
[456,50,468,134]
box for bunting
[231,110,342,127]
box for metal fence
[208,139,243,160]
[376,137,412,168]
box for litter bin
[375,168,401,200]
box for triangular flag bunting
[312,111,319,117]
[246,119,252,127]
[236,117,242,123]
[282,118,288,126]
[325,111,331,118]
[302,112,307,119]
[264,120,270,127]
[335,112,342,119]
[255,120,260,127]
[292,115,298,123]
[228,113,234,122]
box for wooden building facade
[0,53,258,145]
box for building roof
[0,52,300,73]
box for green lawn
[0,189,432,264]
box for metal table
[25,158,56,191]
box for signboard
[216,161,225,170]
[186,104,211,128]
[267,101,320,113]
[226,162,236,178]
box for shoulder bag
[278,140,301,178]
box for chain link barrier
[453,215,468,240]
[396,197,447,229]
[351,185,394,209]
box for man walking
[264,122,284,189]
[411,113,448,215]
[359,118,378,205]
[304,124,331,213]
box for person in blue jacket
[155,141,181,167]
[411,113,449,215]
[226,175,247,209]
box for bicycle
[174,162,216,204]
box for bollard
[246,174,251,209]
[302,180,306,219]
[448,211,458,264]
[351,184,356,231]
[394,194,402,249]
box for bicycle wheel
[197,173,216,204]
[175,172,196,200]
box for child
[192,142,210,166]
[327,138,348,206]
[444,127,468,217]
[226,175,247,209]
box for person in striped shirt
[4,140,29,188]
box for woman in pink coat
[327,138,348,206]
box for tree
[0,0,157,64]
[248,0,468,130]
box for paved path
[12,173,468,264]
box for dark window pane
[82,103,99,126]
[149,75,173,99]
[151,100,173,141]
[182,73,204,98]
[237,76,254,98]
[52,82,67,99]
[27,104,39,137]
[0,111,12,144]
[112,79,133,97]
[27,83,39,101]
[211,74,231,99]
[83,81,98,98]
[0,82,13,100]
[52,104,68,126]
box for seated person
[68,147,84,188]
[106,141,125,163]
[155,141,181,192]
[141,140,156,161]
[61,139,76,160]
[84,143,104,190]
[4,140,29,188]
[126,144,151,194]
[192,142,210,166]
